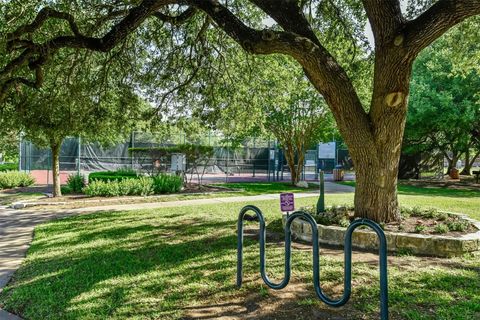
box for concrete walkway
[0,182,354,319]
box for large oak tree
[1,0,480,222]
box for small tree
[200,56,337,185]
[2,52,149,196]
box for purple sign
[280,193,295,212]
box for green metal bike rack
[237,205,389,320]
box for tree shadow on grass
[2,209,479,320]
[0,229,240,319]
[397,185,480,198]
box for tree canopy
[405,16,480,172]
[1,0,479,222]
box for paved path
[0,182,353,319]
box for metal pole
[18,134,22,171]
[225,141,229,183]
[252,137,256,177]
[77,137,81,176]
[317,170,325,214]
[131,131,135,169]
[267,139,271,182]
[274,141,277,182]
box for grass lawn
[0,182,317,208]
[1,194,479,320]
[216,182,319,195]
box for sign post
[280,192,295,218]
[317,170,325,214]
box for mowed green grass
[0,193,479,320]
[217,182,319,195]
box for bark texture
[51,142,61,197]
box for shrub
[66,174,85,193]
[0,171,35,189]
[303,205,352,227]
[152,174,183,194]
[422,208,439,219]
[0,163,18,172]
[88,169,138,183]
[410,206,422,216]
[414,224,426,233]
[61,185,73,195]
[434,224,449,234]
[447,220,469,232]
[83,176,154,197]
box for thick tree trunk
[445,153,459,175]
[329,51,412,222]
[460,149,471,175]
[354,160,400,222]
[51,143,62,197]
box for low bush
[152,174,183,194]
[66,174,85,193]
[0,171,35,189]
[83,176,154,197]
[83,174,182,197]
[447,220,469,232]
[88,169,138,183]
[434,224,449,234]
[61,185,73,195]
[303,205,352,227]
[0,163,18,172]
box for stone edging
[283,212,480,257]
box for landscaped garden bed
[284,206,480,257]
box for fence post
[131,131,135,169]
[18,134,22,171]
[77,137,81,176]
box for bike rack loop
[237,205,389,320]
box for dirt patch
[183,281,361,320]
[381,215,476,236]
[307,206,477,237]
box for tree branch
[405,0,480,55]
[153,7,197,26]
[1,0,176,100]
[249,0,321,46]
[361,0,404,44]
[188,0,371,146]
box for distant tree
[405,17,480,174]
[196,55,338,185]
[0,129,19,163]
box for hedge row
[129,144,214,157]
[88,169,138,183]
[0,163,18,172]
[0,171,35,189]
[83,173,182,197]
